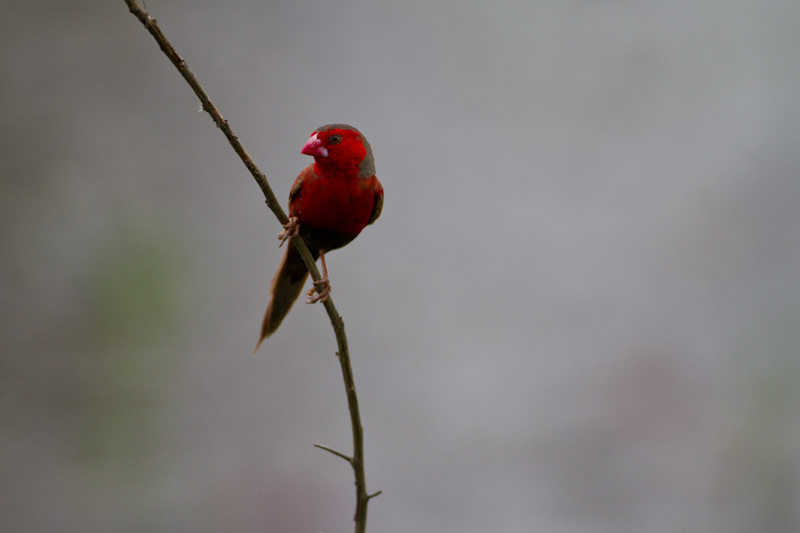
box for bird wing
[288,165,316,205]
[367,180,384,226]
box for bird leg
[278,216,299,247]
[306,251,331,304]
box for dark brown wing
[289,164,315,205]
[367,179,383,226]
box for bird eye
[328,134,342,145]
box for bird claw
[278,217,299,247]
[305,278,330,304]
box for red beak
[301,133,328,157]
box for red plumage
[256,124,383,348]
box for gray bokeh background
[2,1,799,532]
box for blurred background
[2,1,799,532]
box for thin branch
[313,443,354,464]
[122,2,378,531]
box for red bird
[256,124,383,348]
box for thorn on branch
[367,490,383,500]
[313,443,353,464]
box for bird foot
[278,217,299,247]
[305,278,330,304]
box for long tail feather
[255,245,317,351]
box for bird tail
[255,244,316,351]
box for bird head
[301,124,375,178]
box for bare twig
[122,2,379,531]
[313,443,353,464]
